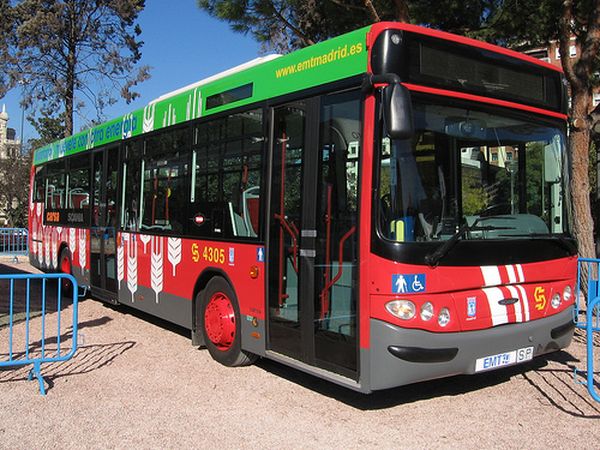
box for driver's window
[379,132,442,242]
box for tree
[0,0,151,138]
[200,0,600,257]
[557,0,600,259]
[196,0,413,52]
[0,151,30,227]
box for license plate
[475,346,534,372]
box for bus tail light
[385,300,416,320]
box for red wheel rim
[60,255,71,275]
[60,254,71,292]
[204,292,236,351]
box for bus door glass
[90,146,119,293]
[268,90,361,377]
[268,102,306,360]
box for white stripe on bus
[481,266,502,287]
[507,285,523,323]
[483,287,509,326]
[516,284,530,321]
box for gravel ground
[1,258,600,449]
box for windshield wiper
[424,216,515,267]
[496,233,578,253]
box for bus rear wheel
[198,276,257,367]
[58,248,74,297]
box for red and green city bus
[28,22,577,392]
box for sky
[0,1,263,143]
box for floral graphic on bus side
[139,234,151,254]
[143,103,155,133]
[69,228,76,256]
[117,235,125,290]
[151,236,164,303]
[167,237,181,277]
[78,228,87,275]
[127,235,138,302]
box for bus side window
[138,128,189,234]
[33,166,45,202]
[122,140,143,232]
[45,160,66,215]
[191,109,263,239]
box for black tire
[197,276,257,367]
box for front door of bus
[90,146,119,298]
[268,92,361,378]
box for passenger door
[90,146,119,299]
[267,90,361,378]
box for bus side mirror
[383,83,414,140]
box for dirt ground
[1,258,600,449]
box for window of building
[569,45,577,58]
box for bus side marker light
[438,308,451,327]
[249,265,259,279]
[420,302,434,321]
[385,300,416,320]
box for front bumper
[369,307,574,391]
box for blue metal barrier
[0,228,29,259]
[0,273,79,395]
[574,258,600,402]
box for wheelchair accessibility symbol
[392,274,426,294]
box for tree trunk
[569,89,595,258]
[64,84,74,137]
[393,0,410,22]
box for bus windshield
[377,100,568,243]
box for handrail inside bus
[320,226,356,320]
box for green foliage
[1,0,151,137]
[27,110,66,149]
[0,152,30,227]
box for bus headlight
[551,293,561,309]
[420,302,434,321]
[563,285,572,303]
[438,308,451,327]
[386,300,416,320]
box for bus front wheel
[197,276,257,367]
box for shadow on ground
[0,341,136,394]
[255,347,600,416]
[0,264,77,328]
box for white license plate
[475,346,534,372]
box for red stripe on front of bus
[402,83,568,120]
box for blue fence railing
[574,258,600,402]
[0,273,79,395]
[0,228,29,257]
